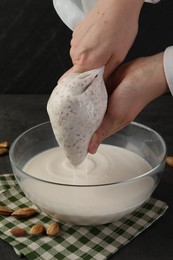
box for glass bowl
[9,121,166,225]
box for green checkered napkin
[0,174,168,260]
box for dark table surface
[0,94,173,260]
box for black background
[0,0,173,94]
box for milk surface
[23,144,152,185]
[22,144,155,225]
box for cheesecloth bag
[49,1,108,166]
[47,67,107,166]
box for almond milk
[22,144,154,225]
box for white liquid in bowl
[22,144,155,225]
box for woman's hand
[70,0,144,80]
[88,52,169,153]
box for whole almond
[12,207,37,219]
[0,141,9,148]
[0,147,8,155]
[167,156,173,167]
[0,205,13,216]
[29,224,45,236]
[46,223,60,237]
[11,227,26,237]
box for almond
[46,223,60,237]
[12,207,37,219]
[0,141,9,148]
[166,156,173,167]
[0,147,8,155]
[0,205,13,216]
[29,224,45,236]
[11,227,26,237]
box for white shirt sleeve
[53,0,85,31]
[145,0,160,3]
[163,46,173,95]
[53,0,161,30]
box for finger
[103,54,124,83]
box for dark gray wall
[0,0,173,94]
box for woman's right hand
[69,0,144,80]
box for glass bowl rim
[9,121,167,188]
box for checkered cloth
[0,174,168,260]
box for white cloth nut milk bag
[47,67,108,166]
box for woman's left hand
[88,52,169,153]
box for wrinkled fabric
[47,67,108,166]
